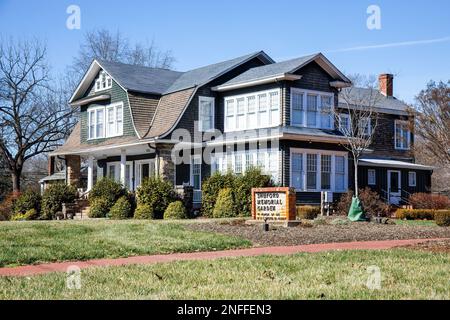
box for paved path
[0,238,445,277]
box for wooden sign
[251,187,296,221]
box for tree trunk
[11,169,22,193]
[354,157,359,198]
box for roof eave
[212,73,302,92]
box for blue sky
[0,0,449,103]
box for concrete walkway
[0,238,444,277]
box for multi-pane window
[338,114,350,134]
[224,89,280,131]
[306,95,317,127]
[291,153,303,190]
[291,150,347,192]
[359,117,372,136]
[368,169,376,185]
[245,152,253,171]
[395,120,411,150]
[306,154,317,189]
[192,157,202,203]
[291,91,304,125]
[234,153,242,175]
[321,155,331,190]
[320,96,333,129]
[408,171,416,187]
[291,89,334,129]
[198,96,215,131]
[95,71,112,92]
[88,103,123,139]
[335,156,345,191]
[236,98,246,129]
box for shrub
[297,205,320,219]
[233,168,272,217]
[335,188,390,218]
[164,201,187,219]
[134,204,154,219]
[89,178,126,211]
[136,177,177,219]
[213,188,236,218]
[0,192,19,221]
[409,193,450,210]
[88,198,109,218]
[201,172,235,217]
[41,183,77,219]
[435,210,450,227]
[395,209,435,220]
[109,196,132,220]
[11,208,37,221]
[13,190,41,216]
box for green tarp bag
[348,196,366,222]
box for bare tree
[413,80,450,165]
[334,75,382,198]
[0,39,75,192]
[70,29,175,81]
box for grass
[0,220,251,267]
[0,249,448,299]
[394,219,437,227]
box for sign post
[251,187,296,222]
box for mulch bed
[186,218,450,247]
[401,239,450,253]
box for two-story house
[49,51,432,207]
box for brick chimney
[379,73,393,97]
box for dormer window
[95,70,112,92]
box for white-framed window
[290,148,348,192]
[290,88,334,129]
[368,169,376,185]
[395,120,411,150]
[198,96,215,132]
[88,103,123,139]
[213,149,280,184]
[191,156,202,203]
[223,89,281,132]
[135,159,156,188]
[338,113,350,134]
[408,171,416,187]
[95,70,112,92]
[359,117,372,136]
[106,161,133,190]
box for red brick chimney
[379,74,394,97]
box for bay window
[291,148,348,192]
[198,96,215,132]
[88,102,123,140]
[291,88,334,129]
[223,89,280,132]
[395,120,411,150]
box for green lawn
[395,219,437,227]
[0,249,448,299]
[0,220,251,267]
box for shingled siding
[284,61,338,126]
[128,91,160,138]
[80,79,136,144]
[368,114,414,160]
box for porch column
[87,155,94,191]
[157,143,175,185]
[66,155,81,187]
[120,149,126,185]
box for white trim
[198,96,215,132]
[212,74,301,92]
[135,159,157,188]
[408,171,417,187]
[394,120,411,150]
[94,70,112,92]
[359,159,432,170]
[387,170,402,204]
[289,148,348,192]
[290,88,334,129]
[190,155,202,203]
[87,102,124,140]
[106,161,133,189]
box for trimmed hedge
[13,190,41,216]
[435,210,450,227]
[134,204,154,219]
[89,178,126,211]
[109,196,132,220]
[41,183,77,220]
[88,198,109,218]
[297,205,320,219]
[395,209,435,220]
[136,177,177,219]
[201,172,235,218]
[164,201,187,220]
[213,188,236,218]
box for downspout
[147,143,159,177]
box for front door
[388,170,401,205]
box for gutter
[212,73,302,92]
